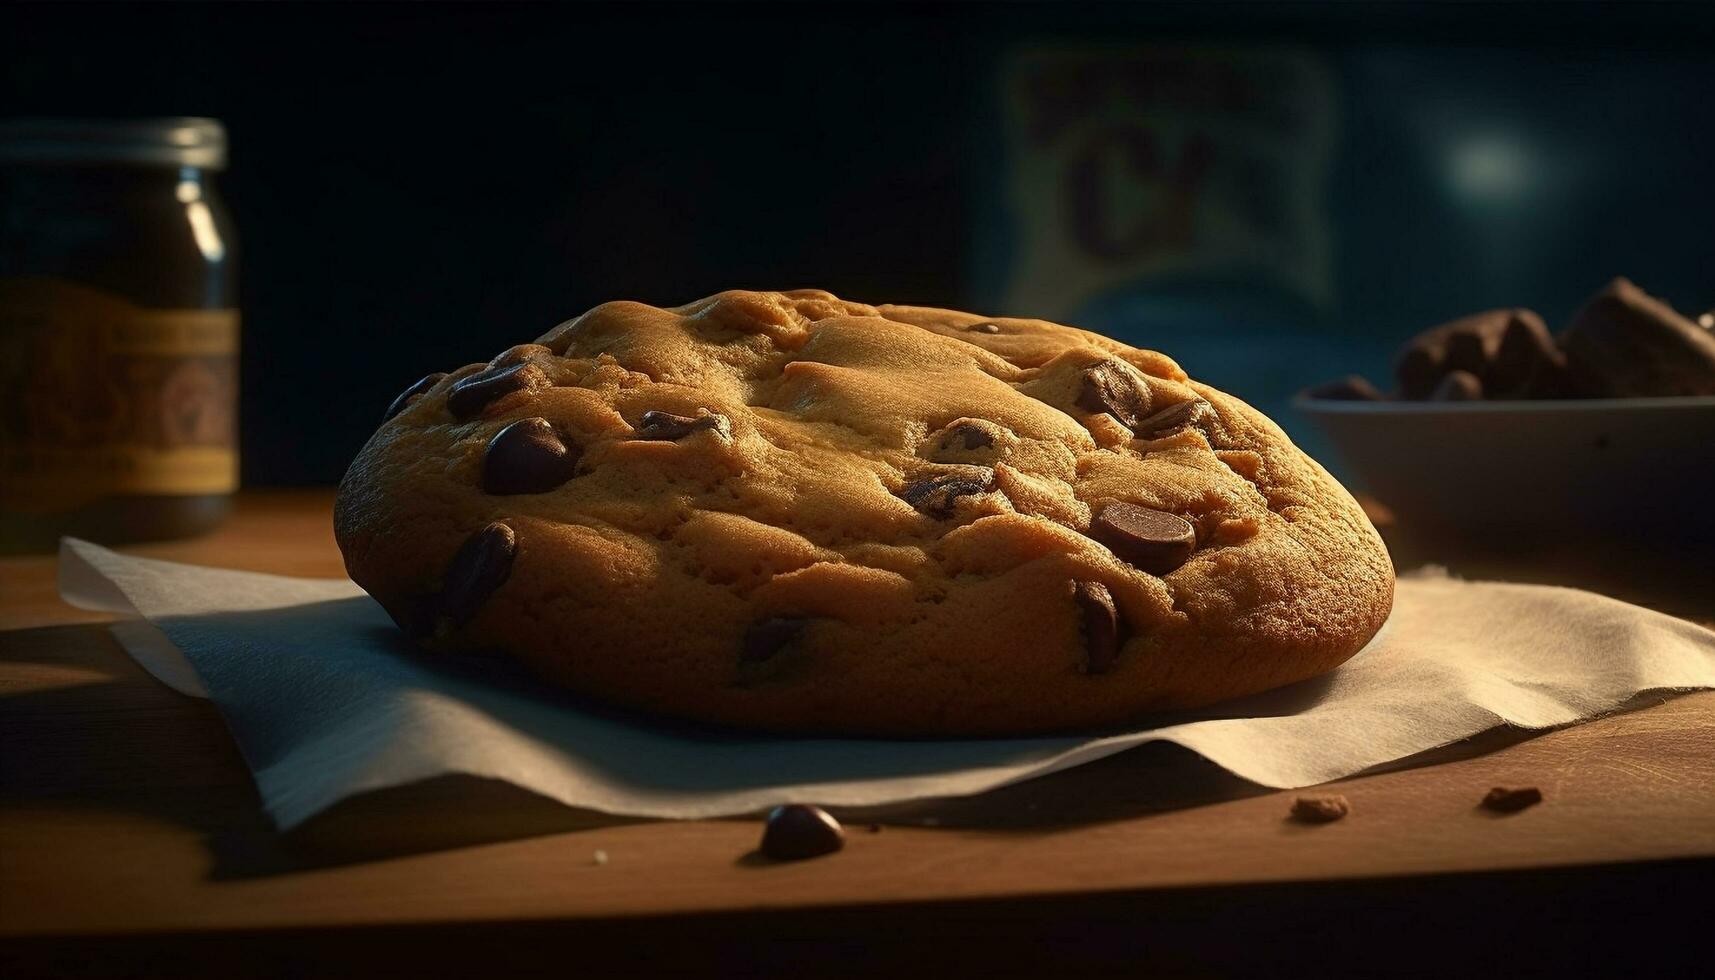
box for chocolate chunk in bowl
[1561,278,1715,398]
[1299,277,1715,553]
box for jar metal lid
[0,117,227,169]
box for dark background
[3,1,1711,485]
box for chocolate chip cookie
[335,290,1394,735]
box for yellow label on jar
[0,277,239,515]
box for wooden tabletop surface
[3,490,1713,976]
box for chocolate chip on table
[941,422,995,450]
[383,372,448,422]
[1090,502,1197,575]
[442,522,516,626]
[1304,376,1385,402]
[1291,795,1351,823]
[742,617,808,663]
[483,417,581,495]
[1431,370,1485,401]
[1131,398,1217,437]
[760,804,845,861]
[1075,360,1151,430]
[1073,580,1120,674]
[634,410,730,441]
[447,362,543,420]
[1481,786,1543,813]
[900,473,991,518]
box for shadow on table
[0,618,1570,882]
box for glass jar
[0,118,239,551]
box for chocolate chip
[442,522,516,626]
[634,410,730,441]
[1073,580,1120,674]
[483,417,581,495]
[1481,786,1543,813]
[941,422,995,450]
[1431,370,1484,401]
[1090,503,1196,575]
[1304,376,1385,402]
[742,617,807,663]
[383,373,447,422]
[760,804,845,861]
[900,473,991,518]
[968,322,1002,334]
[1291,795,1350,823]
[1131,398,1217,437]
[1075,360,1151,429]
[447,362,542,420]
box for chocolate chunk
[1075,360,1151,429]
[1561,278,1715,397]
[383,373,447,422]
[1073,580,1120,674]
[1394,309,1544,399]
[759,804,845,861]
[742,617,807,663]
[968,322,1002,334]
[634,410,730,441]
[1431,370,1484,401]
[447,362,543,420]
[1481,786,1543,813]
[1487,311,1562,397]
[941,422,995,450]
[1131,398,1217,437]
[1304,376,1385,402]
[1394,346,1441,401]
[1291,795,1350,823]
[483,417,581,495]
[442,522,516,626]
[900,473,992,518]
[1090,503,1196,575]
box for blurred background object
[2,1,1709,491]
[1,117,238,550]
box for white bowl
[1295,395,1715,546]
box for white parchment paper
[58,538,1715,829]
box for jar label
[986,45,1337,320]
[0,277,239,515]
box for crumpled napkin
[58,538,1715,829]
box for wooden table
[4,491,1713,977]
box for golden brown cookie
[335,290,1393,735]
